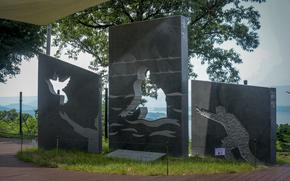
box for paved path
[0,138,289,181]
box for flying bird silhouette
[286,91,290,94]
[47,77,70,104]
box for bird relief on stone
[195,106,262,163]
[46,75,70,105]
[45,73,99,150]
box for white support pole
[46,24,52,55]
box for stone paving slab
[106,149,166,161]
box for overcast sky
[0,0,290,97]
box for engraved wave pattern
[109,118,180,138]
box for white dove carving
[46,77,70,105]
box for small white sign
[32,139,37,147]
[215,148,225,156]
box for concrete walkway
[0,137,289,181]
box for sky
[0,0,290,97]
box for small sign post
[215,148,225,156]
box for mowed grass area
[17,148,267,176]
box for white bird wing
[61,89,68,104]
[49,77,70,93]
[61,77,70,104]
[48,79,58,94]
[61,77,70,90]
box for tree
[277,124,290,152]
[0,110,38,136]
[22,113,38,135]
[0,109,18,122]
[53,0,265,83]
[0,19,46,83]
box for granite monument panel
[109,16,188,156]
[38,54,102,153]
[191,80,276,164]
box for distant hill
[277,106,290,112]
[146,112,166,120]
[0,97,37,116]
[0,105,36,116]
[276,85,290,106]
[3,103,36,111]
[0,105,9,111]
[0,96,37,108]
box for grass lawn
[17,146,268,176]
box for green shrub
[276,124,290,152]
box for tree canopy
[0,110,38,137]
[53,0,265,83]
[0,19,45,83]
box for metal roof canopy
[0,0,107,25]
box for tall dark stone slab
[191,80,276,164]
[109,16,188,157]
[38,54,102,153]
